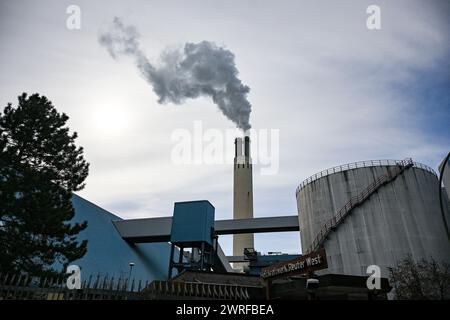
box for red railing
[306,158,414,253]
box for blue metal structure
[65,194,173,282]
[168,201,217,278]
[170,201,215,246]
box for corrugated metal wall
[65,194,173,282]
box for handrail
[306,158,414,253]
[296,159,436,196]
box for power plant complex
[2,2,449,304]
[8,136,448,300]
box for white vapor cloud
[98,17,252,131]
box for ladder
[307,158,414,253]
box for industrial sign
[260,249,328,279]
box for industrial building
[296,159,450,279]
[67,194,173,282]
[59,141,450,299]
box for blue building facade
[67,194,172,282]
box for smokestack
[235,137,243,157]
[233,135,254,269]
[244,136,250,158]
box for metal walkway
[112,215,299,273]
[112,215,299,243]
[307,158,414,253]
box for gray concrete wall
[296,163,450,278]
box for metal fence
[144,280,263,300]
[0,272,148,300]
[0,273,265,300]
[295,159,437,196]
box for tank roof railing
[295,159,437,196]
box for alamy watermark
[366,5,381,30]
[66,264,81,289]
[66,5,81,30]
[366,265,381,290]
[171,121,280,175]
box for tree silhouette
[389,255,450,300]
[0,93,89,275]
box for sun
[89,103,131,137]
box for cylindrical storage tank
[439,155,450,200]
[296,159,450,278]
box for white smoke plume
[98,17,252,131]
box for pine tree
[0,93,89,276]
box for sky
[0,0,449,255]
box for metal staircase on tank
[307,158,414,253]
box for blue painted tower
[168,200,217,278]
